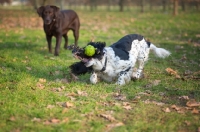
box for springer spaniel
[70,34,171,85]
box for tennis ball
[84,45,95,56]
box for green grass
[0,8,200,132]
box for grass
[0,7,200,132]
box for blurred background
[0,0,199,15]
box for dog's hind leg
[132,50,149,79]
[63,33,68,49]
[73,28,79,47]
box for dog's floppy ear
[50,5,60,19]
[95,42,106,54]
[37,6,45,17]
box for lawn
[0,7,200,132]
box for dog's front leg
[55,34,62,56]
[90,72,98,84]
[116,71,131,85]
[46,35,52,53]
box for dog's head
[37,5,60,25]
[72,42,106,69]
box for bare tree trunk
[195,0,199,10]
[32,0,38,10]
[162,0,167,12]
[42,0,47,6]
[180,0,186,11]
[90,0,97,11]
[107,0,111,11]
[149,0,153,11]
[140,0,145,13]
[173,0,178,16]
[119,0,124,12]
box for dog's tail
[150,44,171,58]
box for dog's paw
[132,70,144,80]
[90,73,98,84]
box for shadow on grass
[0,41,74,82]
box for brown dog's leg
[55,35,62,56]
[46,35,52,53]
[73,28,79,47]
[63,34,68,49]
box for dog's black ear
[50,5,60,19]
[70,62,92,75]
[37,6,45,17]
[101,42,106,47]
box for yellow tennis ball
[84,45,95,56]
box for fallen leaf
[123,105,132,110]
[106,122,124,131]
[36,82,45,89]
[186,99,200,107]
[62,102,74,108]
[51,118,60,124]
[143,100,165,106]
[26,67,32,71]
[31,117,41,122]
[144,80,161,88]
[51,86,65,92]
[66,92,78,97]
[113,93,126,101]
[8,116,16,121]
[163,107,171,113]
[195,34,200,37]
[61,117,69,123]
[184,120,191,126]
[100,114,115,122]
[11,128,20,132]
[77,90,88,96]
[179,96,189,100]
[39,78,46,83]
[191,108,199,114]
[166,68,177,75]
[62,108,68,114]
[43,118,60,125]
[171,105,181,111]
[47,105,55,109]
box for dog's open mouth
[73,52,91,63]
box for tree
[90,0,97,11]
[140,0,145,13]
[162,0,167,12]
[173,0,179,15]
[119,0,124,12]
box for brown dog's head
[37,5,60,25]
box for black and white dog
[70,34,171,85]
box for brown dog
[37,5,80,56]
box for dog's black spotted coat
[70,34,170,85]
[110,34,144,60]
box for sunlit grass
[0,7,199,132]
